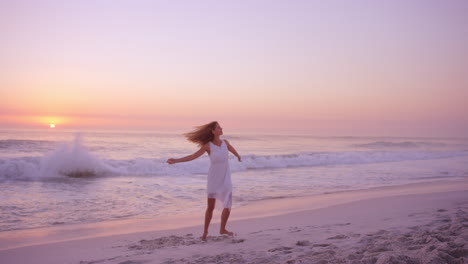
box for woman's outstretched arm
[225,140,241,162]
[166,144,208,164]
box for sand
[1,179,467,264]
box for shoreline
[1,182,467,263]
[1,178,467,252]
[0,188,466,264]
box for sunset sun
[49,124,56,128]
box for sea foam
[40,133,113,178]
[0,134,112,180]
[1,147,467,180]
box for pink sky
[1,0,467,136]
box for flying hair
[184,121,218,147]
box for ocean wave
[1,150,468,181]
[0,139,56,153]
[352,141,449,149]
[233,151,468,171]
[0,135,113,180]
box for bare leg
[202,198,216,240]
[220,208,234,236]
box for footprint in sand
[296,240,311,246]
[327,234,349,240]
[162,253,246,264]
[118,261,147,264]
[335,222,351,226]
[128,233,243,250]
[268,246,293,253]
[231,239,245,244]
[288,226,301,233]
[313,243,331,247]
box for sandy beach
[3,0,468,262]
[1,179,467,264]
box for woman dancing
[167,121,241,240]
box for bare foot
[201,231,208,241]
[220,229,234,236]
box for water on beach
[1,129,468,232]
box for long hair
[184,121,218,147]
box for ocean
[1,129,467,232]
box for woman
[167,121,241,240]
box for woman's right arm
[166,144,208,164]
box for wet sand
[1,179,467,264]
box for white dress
[207,140,232,209]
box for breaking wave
[1,147,468,181]
[352,141,450,149]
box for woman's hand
[237,156,242,162]
[166,146,207,165]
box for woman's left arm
[225,140,241,162]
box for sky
[1,0,467,137]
